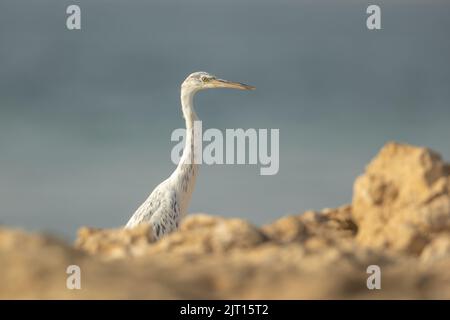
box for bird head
[181,71,255,92]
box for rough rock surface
[352,142,450,254]
[1,142,450,299]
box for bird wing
[148,197,180,239]
[125,183,180,239]
[125,186,165,229]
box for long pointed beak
[211,78,255,90]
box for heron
[125,72,255,239]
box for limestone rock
[75,223,154,259]
[262,215,308,243]
[149,214,267,255]
[420,235,450,265]
[262,205,357,253]
[352,142,450,254]
[1,142,450,299]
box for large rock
[262,205,357,252]
[420,234,450,265]
[149,214,268,256]
[1,142,450,299]
[75,223,154,259]
[352,142,450,254]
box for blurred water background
[1,0,449,240]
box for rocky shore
[1,142,449,299]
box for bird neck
[170,87,199,213]
[179,87,200,165]
[181,87,199,129]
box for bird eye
[201,76,209,82]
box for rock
[1,142,450,299]
[75,223,154,259]
[420,235,450,265]
[352,142,450,254]
[262,215,307,243]
[262,206,357,254]
[0,227,84,299]
[149,214,268,255]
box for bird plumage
[125,71,254,239]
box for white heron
[125,72,255,239]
